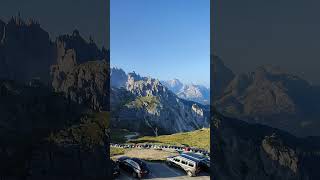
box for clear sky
[111,0,210,87]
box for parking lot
[115,161,210,180]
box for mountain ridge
[110,69,210,135]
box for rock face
[50,29,110,111]
[51,60,109,111]
[212,110,320,180]
[216,64,320,136]
[111,70,209,135]
[56,30,108,64]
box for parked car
[112,159,120,178]
[117,156,150,178]
[166,154,201,177]
[181,153,210,172]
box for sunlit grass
[131,128,210,150]
[110,147,127,156]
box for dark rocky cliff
[0,17,55,83]
[0,16,111,179]
[212,110,320,180]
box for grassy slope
[131,128,210,150]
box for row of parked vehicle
[112,152,210,179]
[110,143,210,156]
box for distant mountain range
[161,79,210,105]
[213,56,320,137]
[110,67,210,135]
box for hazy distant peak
[161,78,210,105]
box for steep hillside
[0,80,110,179]
[212,109,320,180]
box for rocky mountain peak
[111,69,209,134]
[0,17,53,83]
[126,73,167,97]
[162,79,210,105]
[56,30,107,64]
[163,78,183,93]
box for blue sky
[111,0,210,87]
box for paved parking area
[115,161,210,180]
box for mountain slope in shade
[212,55,235,99]
[216,64,320,136]
[212,109,320,180]
[110,70,209,135]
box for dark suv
[117,156,150,178]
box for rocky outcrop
[212,110,320,180]
[51,60,109,111]
[50,29,110,111]
[56,30,108,64]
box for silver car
[166,155,201,177]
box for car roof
[179,154,202,163]
[182,153,207,160]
